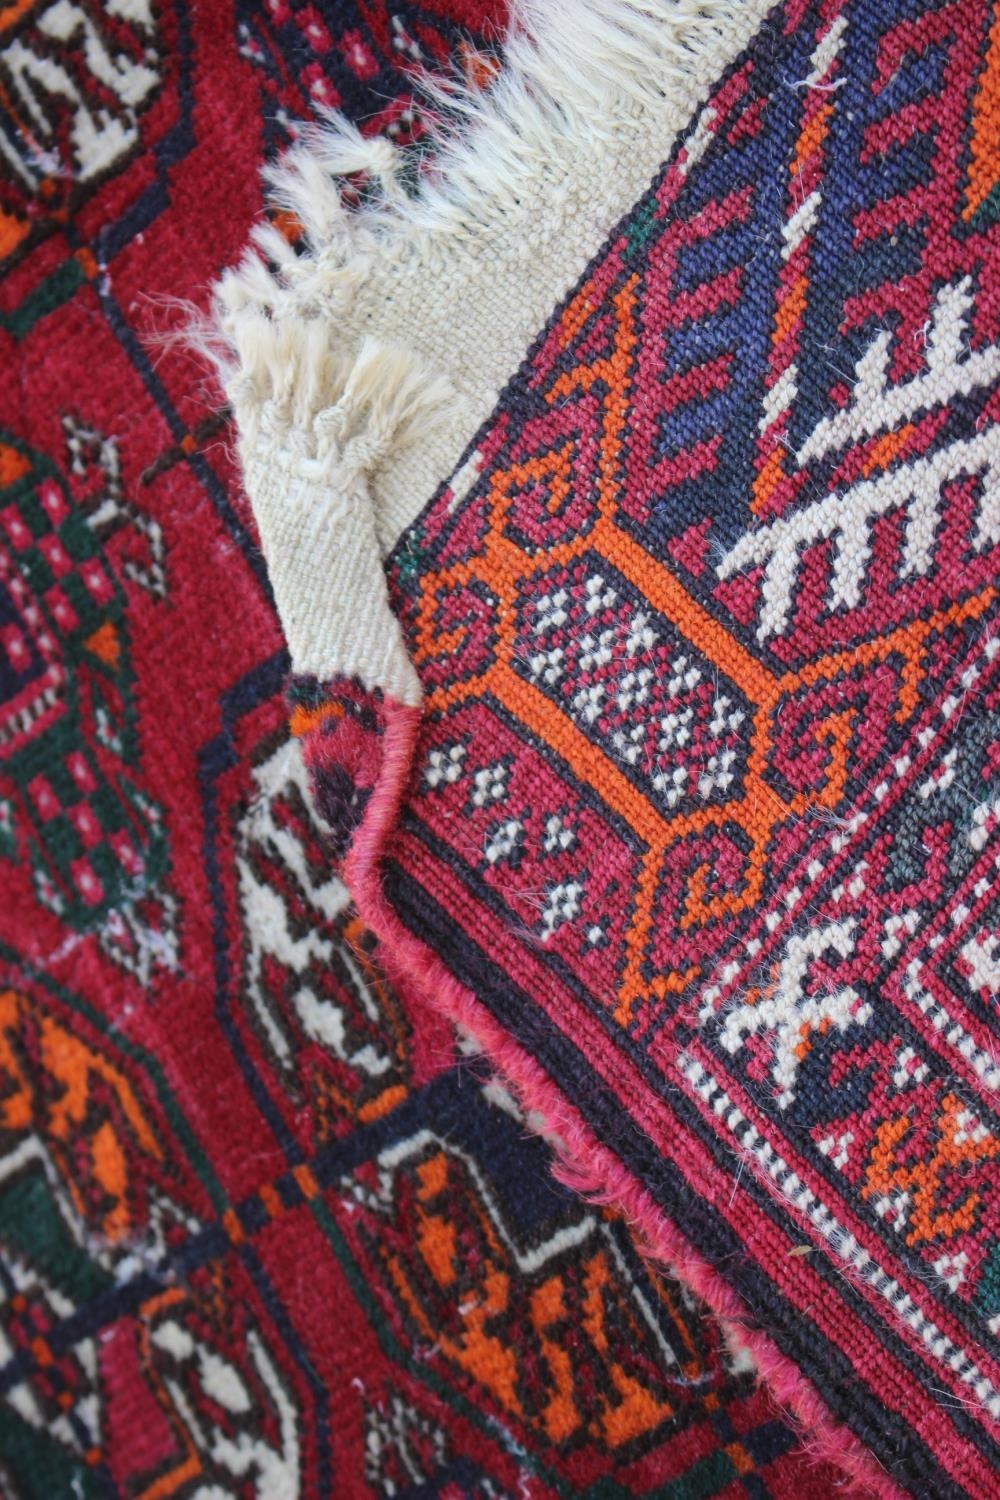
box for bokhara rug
[0,2,836,1498]
[211,0,1000,1494]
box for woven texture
[0,3,836,1497]
[277,0,1000,1493]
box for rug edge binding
[342,695,905,1500]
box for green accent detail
[0,1164,112,1306]
[0,259,86,342]
[660,1450,741,1499]
[0,802,15,860]
[975,1239,1000,1320]
[972,179,1000,228]
[393,524,427,585]
[624,199,659,262]
[0,1406,104,1500]
[63,572,100,630]
[580,1447,739,1499]
[287,677,327,709]
[30,816,79,870]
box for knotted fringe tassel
[202,0,775,698]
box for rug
[0,1,835,1495]
[212,0,1000,1494]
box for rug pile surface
[211,0,1000,1495]
[0,2,836,1497]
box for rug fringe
[199,312,437,699]
[207,0,772,692]
[218,0,768,307]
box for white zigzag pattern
[719,279,1000,641]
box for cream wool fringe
[209,0,775,697]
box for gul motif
[0,966,305,1500]
[235,734,410,1133]
[141,1289,301,1500]
[237,0,499,157]
[338,1124,717,1454]
[0,429,175,981]
[0,0,163,266]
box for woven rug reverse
[212,0,1000,1495]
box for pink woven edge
[343,695,905,1500]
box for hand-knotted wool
[212,0,1000,1495]
[0,1,837,1497]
